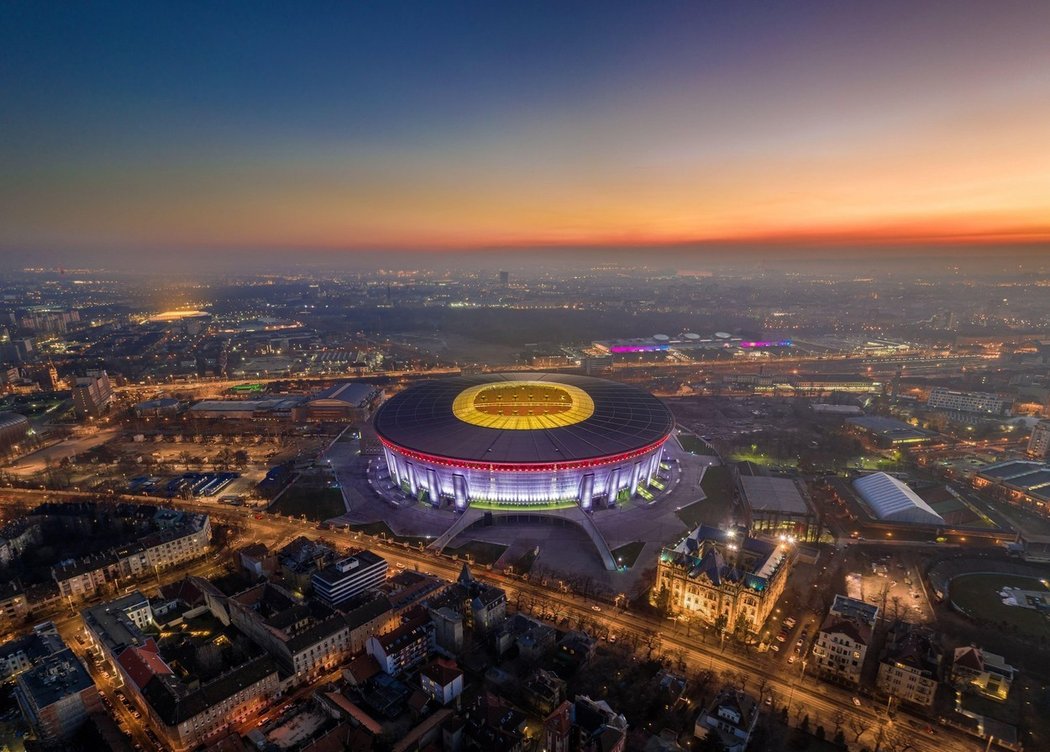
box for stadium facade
[373,373,674,510]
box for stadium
[373,373,674,510]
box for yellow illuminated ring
[451,381,595,430]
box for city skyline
[2,0,1049,264]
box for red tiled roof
[118,640,172,690]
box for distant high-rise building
[72,371,113,419]
[927,387,1009,416]
[1028,420,1050,459]
[499,270,509,287]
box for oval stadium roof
[852,472,945,525]
[373,373,674,464]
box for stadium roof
[374,373,673,464]
[852,473,945,525]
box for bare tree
[847,716,869,743]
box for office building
[311,551,388,608]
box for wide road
[1,488,990,752]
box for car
[784,617,797,629]
[395,562,406,569]
[776,632,787,642]
[788,654,797,664]
[591,605,602,612]
[764,695,773,706]
[852,697,862,707]
[796,638,805,648]
[770,643,780,652]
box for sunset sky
[2,1,1048,260]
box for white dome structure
[852,472,945,525]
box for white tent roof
[853,472,944,525]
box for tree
[833,729,847,748]
[815,725,826,741]
[733,612,750,639]
[653,584,671,616]
[847,716,869,743]
[713,612,729,637]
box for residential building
[140,655,280,752]
[311,551,388,608]
[813,595,878,686]
[278,536,337,593]
[876,623,940,708]
[1028,420,1050,459]
[419,658,463,705]
[0,579,29,627]
[952,646,1015,701]
[366,615,433,676]
[927,387,1009,416]
[566,695,628,752]
[654,525,794,636]
[693,687,759,752]
[228,582,354,683]
[72,371,113,418]
[0,622,65,682]
[15,648,102,744]
[425,564,507,636]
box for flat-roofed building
[846,416,934,447]
[15,648,101,743]
[298,382,384,422]
[735,465,820,542]
[311,551,388,608]
[927,388,1009,416]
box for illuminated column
[384,448,400,485]
[630,461,642,497]
[426,468,439,508]
[406,463,418,496]
[607,467,620,508]
[580,473,594,510]
[648,450,661,482]
[453,474,468,511]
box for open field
[950,573,1050,639]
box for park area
[949,573,1050,639]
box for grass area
[676,464,737,529]
[511,547,539,574]
[676,501,708,529]
[676,433,717,456]
[950,573,1050,639]
[470,498,577,511]
[447,540,507,565]
[610,540,646,569]
[345,520,431,548]
[269,483,346,521]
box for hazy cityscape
[2,3,1049,752]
